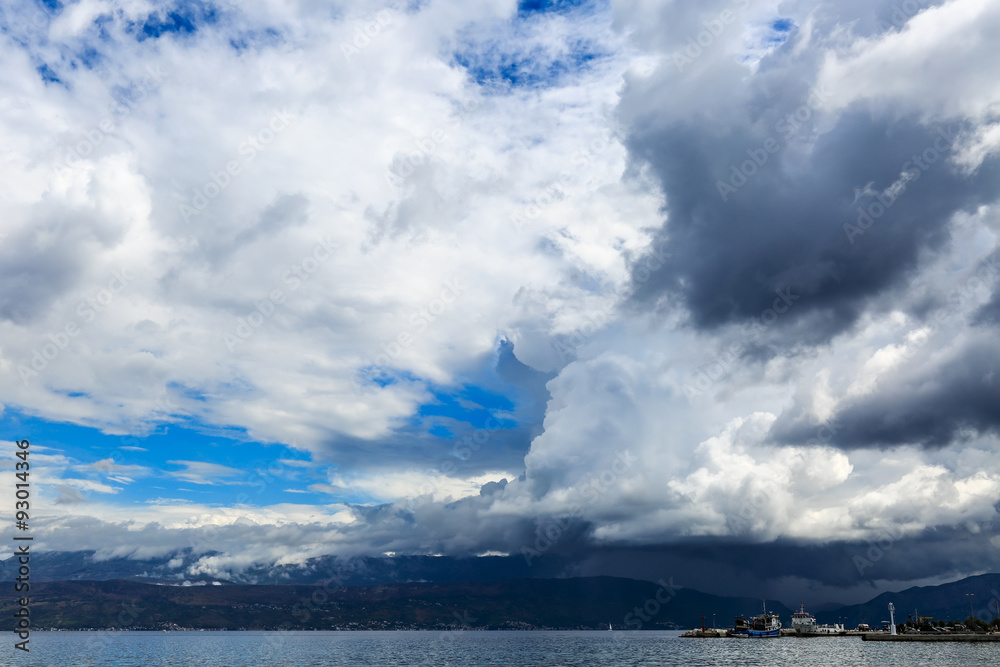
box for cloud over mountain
[0,0,997,605]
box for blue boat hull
[747,629,780,638]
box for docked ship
[731,603,782,638]
[732,615,751,636]
[791,603,817,633]
[791,603,847,636]
[812,622,847,635]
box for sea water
[8,630,1000,666]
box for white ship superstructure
[813,622,846,634]
[791,603,817,634]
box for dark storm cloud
[974,272,1000,325]
[358,491,603,563]
[617,0,1000,350]
[565,525,1000,601]
[346,491,1000,599]
[772,337,1000,448]
[625,105,1000,345]
[976,295,1000,325]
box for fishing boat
[731,615,751,637]
[730,604,781,638]
[749,612,781,637]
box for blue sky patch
[92,13,116,42]
[772,18,794,32]
[428,424,453,438]
[0,408,330,507]
[767,18,795,46]
[36,62,61,84]
[517,0,594,17]
[356,365,423,389]
[416,384,517,431]
[452,0,606,91]
[74,45,101,69]
[454,38,603,90]
[132,1,220,41]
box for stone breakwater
[863,633,1000,642]
[681,628,861,638]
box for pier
[862,633,1000,642]
[680,628,863,638]
[679,629,730,638]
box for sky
[1,0,999,606]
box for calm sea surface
[6,630,1000,666]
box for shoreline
[863,633,1000,642]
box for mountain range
[0,576,788,631]
[2,551,998,631]
[813,572,1000,627]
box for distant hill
[0,550,572,585]
[3,551,997,631]
[815,573,1000,627]
[0,577,790,631]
